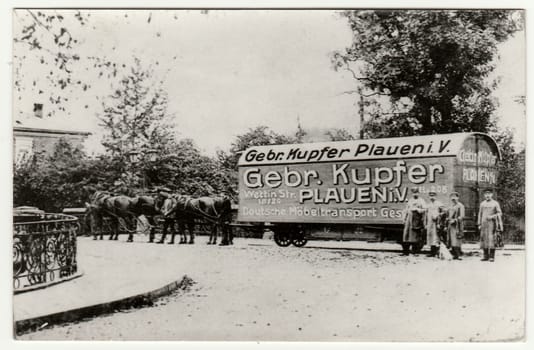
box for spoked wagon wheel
[291,236,308,247]
[291,227,308,247]
[273,231,292,247]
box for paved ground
[16,235,525,341]
[14,238,189,322]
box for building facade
[13,105,91,166]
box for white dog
[439,242,453,260]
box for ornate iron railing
[13,213,80,293]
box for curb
[14,270,85,294]
[15,275,194,336]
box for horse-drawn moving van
[237,132,500,247]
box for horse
[85,191,113,240]
[85,191,159,242]
[155,192,233,245]
[152,191,185,244]
[155,192,194,244]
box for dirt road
[18,237,525,341]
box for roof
[13,126,91,136]
[13,113,91,136]
[238,132,501,166]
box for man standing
[478,189,503,262]
[402,187,426,256]
[426,191,445,257]
[447,192,465,260]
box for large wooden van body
[237,133,500,246]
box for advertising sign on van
[237,133,500,225]
[239,158,453,224]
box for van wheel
[291,226,307,247]
[274,232,292,247]
[291,237,308,247]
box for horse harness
[91,192,151,233]
[165,194,222,223]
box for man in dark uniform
[478,189,503,262]
[154,187,174,244]
[447,192,465,260]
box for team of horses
[85,190,233,246]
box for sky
[12,9,526,156]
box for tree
[13,139,124,211]
[333,10,521,135]
[136,138,235,197]
[325,128,356,141]
[491,129,525,239]
[362,112,423,138]
[295,116,307,143]
[13,10,181,118]
[13,10,90,115]
[99,57,177,158]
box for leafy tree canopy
[333,10,522,135]
[13,139,123,211]
[325,128,356,141]
[491,129,525,217]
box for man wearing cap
[426,191,445,257]
[154,187,174,244]
[402,187,426,256]
[154,187,172,213]
[478,189,503,262]
[447,192,465,260]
